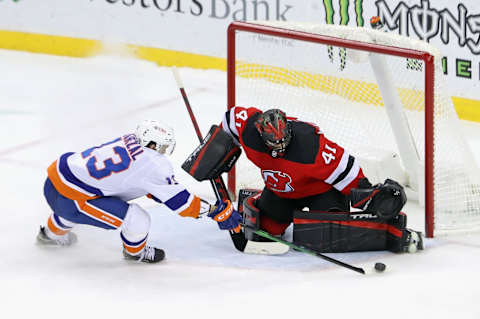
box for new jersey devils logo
[262,170,294,192]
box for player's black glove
[350,178,407,220]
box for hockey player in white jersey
[37,120,241,263]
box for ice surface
[1,50,479,319]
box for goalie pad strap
[181,125,241,181]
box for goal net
[226,21,480,237]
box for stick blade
[243,240,290,255]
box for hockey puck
[374,262,386,272]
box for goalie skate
[123,246,165,263]
[403,229,424,253]
[36,226,77,246]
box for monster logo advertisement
[319,0,480,103]
[0,0,479,104]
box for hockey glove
[350,178,407,220]
[208,200,242,233]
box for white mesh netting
[230,21,480,235]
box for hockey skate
[36,226,77,246]
[403,229,424,253]
[123,246,165,263]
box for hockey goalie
[183,106,424,254]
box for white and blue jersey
[46,133,202,229]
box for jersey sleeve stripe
[333,160,360,191]
[164,189,202,218]
[325,151,350,184]
[331,155,355,186]
[223,109,231,129]
[164,189,190,210]
[221,111,232,136]
[222,108,240,144]
[229,107,240,138]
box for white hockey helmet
[135,120,176,155]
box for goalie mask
[255,109,292,158]
[135,120,176,155]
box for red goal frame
[226,21,435,237]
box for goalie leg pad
[293,210,408,253]
[239,189,290,241]
[386,213,423,253]
[181,125,241,181]
[237,188,261,213]
[238,189,262,241]
[242,193,262,241]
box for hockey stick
[253,229,366,275]
[171,67,246,251]
[170,69,368,267]
[171,67,288,254]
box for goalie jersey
[221,106,366,199]
[47,133,201,218]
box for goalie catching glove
[208,200,242,233]
[350,178,407,220]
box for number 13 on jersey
[81,138,132,179]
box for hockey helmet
[135,120,176,155]
[255,109,292,157]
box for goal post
[226,21,480,238]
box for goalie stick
[171,68,372,270]
[171,67,288,255]
[253,229,366,275]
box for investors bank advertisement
[0,0,479,103]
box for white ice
[0,49,479,319]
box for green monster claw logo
[323,0,365,26]
[322,0,365,70]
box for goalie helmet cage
[226,21,480,238]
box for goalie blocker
[182,125,241,181]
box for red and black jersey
[221,106,365,199]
